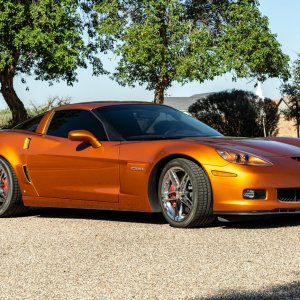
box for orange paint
[1,101,300,216]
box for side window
[46,110,107,141]
[13,113,45,132]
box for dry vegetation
[0,96,71,128]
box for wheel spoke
[0,189,5,202]
[164,201,176,220]
[179,173,189,191]
[169,169,180,189]
[175,202,185,221]
[174,200,179,220]
[181,195,193,209]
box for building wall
[277,116,297,137]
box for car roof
[54,101,155,111]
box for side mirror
[68,130,102,148]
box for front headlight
[216,149,272,166]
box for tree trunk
[153,6,169,105]
[0,75,28,126]
[0,50,27,126]
[153,74,169,104]
[154,82,165,104]
[296,101,300,138]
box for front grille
[278,188,300,202]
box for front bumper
[204,156,300,213]
[214,209,300,216]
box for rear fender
[0,132,39,197]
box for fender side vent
[23,165,31,183]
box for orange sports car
[1,101,300,227]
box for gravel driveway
[0,208,299,300]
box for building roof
[164,93,213,111]
[54,101,151,111]
[274,97,291,112]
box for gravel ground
[0,208,299,300]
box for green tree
[255,97,279,137]
[281,54,300,138]
[188,90,279,137]
[0,0,103,125]
[94,0,289,104]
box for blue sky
[1,0,300,108]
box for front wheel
[158,158,214,228]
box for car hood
[184,136,300,158]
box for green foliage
[94,0,290,102]
[280,54,300,137]
[188,90,279,137]
[0,0,103,125]
[0,0,103,83]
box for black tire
[158,158,214,228]
[0,158,28,217]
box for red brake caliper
[169,184,177,208]
[2,178,8,193]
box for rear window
[13,114,45,132]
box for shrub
[188,90,279,137]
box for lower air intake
[278,188,300,202]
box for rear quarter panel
[0,131,39,198]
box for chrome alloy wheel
[161,167,193,222]
[0,166,8,207]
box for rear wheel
[158,158,214,228]
[0,158,28,217]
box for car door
[26,109,120,203]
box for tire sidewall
[0,159,14,215]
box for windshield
[95,104,222,141]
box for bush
[0,108,12,128]
[188,90,279,137]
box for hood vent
[291,157,300,162]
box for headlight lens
[216,149,272,166]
